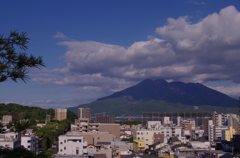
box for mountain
[68,79,239,116]
[97,79,237,107]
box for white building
[58,132,88,155]
[187,141,210,149]
[214,126,228,140]
[162,117,172,125]
[212,112,237,126]
[147,121,161,130]
[192,129,204,140]
[0,132,21,148]
[21,136,40,152]
[172,126,182,137]
[208,120,214,143]
[181,118,196,130]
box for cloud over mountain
[33,6,240,98]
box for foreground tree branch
[0,31,45,82]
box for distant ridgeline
[68,79,239,116]
[0,103,77,122]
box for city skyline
[1,1,240,109]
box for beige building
[78,108,90,119]
[55,109,67,121]
[82,132,115,145]
[96,116,114,123]
[73,118,120,139]
[2,115,12,123]
[133,129,162,149]
[222,126,236,141]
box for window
[60,149,62,152]
[76,147,79,155]
[60,142,63,144]
[64,140,66,143]
[64,147,66,150]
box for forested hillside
[0,103,77,122]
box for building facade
[54,109,67,121]
[96,116,114,123]
[2,115,12,124]
[78,108,91,119]
[58,132,87,155]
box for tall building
[228,114,240,134]
[78,108,90,119]
[55,109,67,121]
[2,115,12,123]
[96,116,114,123]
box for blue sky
[1,0,240,109]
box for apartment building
[181,118,196,131]
[82,132,115,145]
[212,111,236,126]
[2,115,12,124]
[54,108,67,121]
[78,108,91,119]
[0,132,21,148]
[21,136,40,152]
[222,126,236,141]
[74,118,120,138]
[133,129,162,149]
[58,132,87,155]
[214,126,228,140]
[208,120,214,143]
[147,121,161,130]
[96,116,114,123]
[228,114,240,134]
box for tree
[0,31,45,82]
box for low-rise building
[58,132,87,155]
[21,136,40,152]
[74,118,120,138]
[0,132,21,148]
[222,126,236,141]
[133,140,144,153]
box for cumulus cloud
[33,6,240,99]
[54,6,240,84]
[210,85,240,99]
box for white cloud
[53,32,68,39]
[32,6,240,100]
[70,86,102,93]
[208,85,240,99]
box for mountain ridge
[97,79,237,107]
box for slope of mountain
[97,79,237,107]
